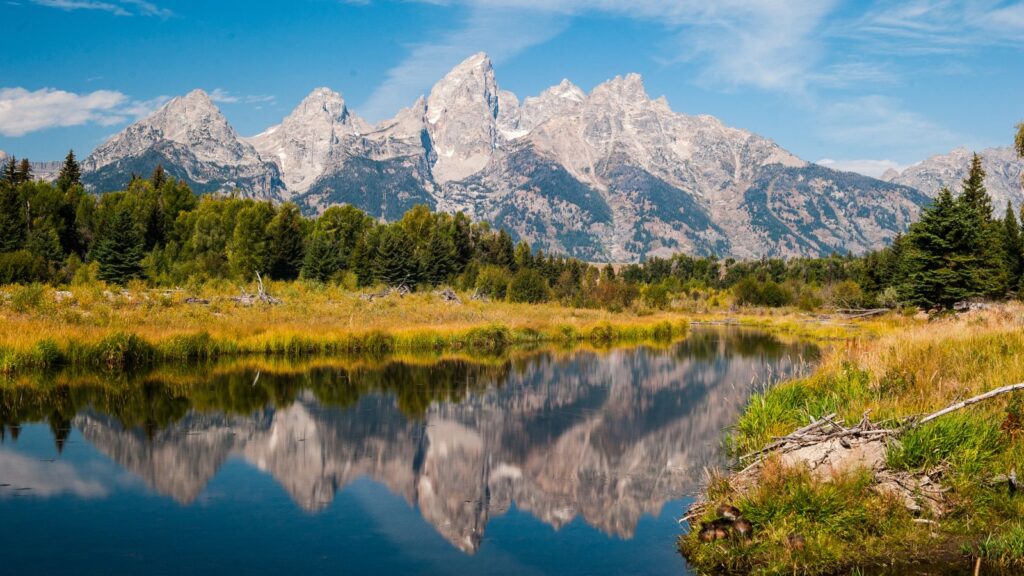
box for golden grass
[687,304,1024,574]
[0,281,890,375]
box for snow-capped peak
[424,52,501,183]
[247,87,370,197]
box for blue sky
[1,0,1022,176]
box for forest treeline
[2,126,1024,312]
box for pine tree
[374,226,417,287]
[1002,201,1023,291]
[301,231,341,283]
[956,154,1007,297]
[16,158,32,184]
[92,208,144,285]
[151,164,167,189]
[0,182,26,251]
[56,150,81,191]
[265,203,305,280]
[423,230,456,285]
[904,188,967,309]
[2,156,18,184]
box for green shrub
[90,332,155,371]
[464,325,510,352]
[475,265,511,299]
[507,268,549,303]
[0,251,49,285]
[733,277,793,307]
[10,283,47,313]
[642,282,671,309]
[825,280,865,309]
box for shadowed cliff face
[12,329,815,555]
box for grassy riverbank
[680,305,1024,574]
[0,282,703,374]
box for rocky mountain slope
[78,54,929,260]
[882,146,1023,214]
[81,89,284,199]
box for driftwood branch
[740,413,837,461]
[916,382,1024,426]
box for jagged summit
[247,87,370,197]
[78,53,931,260]
[424,52,501,183]
[887,146,1024,213]
[81,88,282,198]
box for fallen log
[915,382,1024,426]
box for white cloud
[0,449,108,499]
[817,158,906,178]
[358,6,567,121]
[209,88,276,105]
[29,0,170,16]
[357,0,838,120]
[844,0,1024,55]
[0,87,167,137]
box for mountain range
[881,146,1024,213]
[7,53,1020,261]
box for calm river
[0,328,816,575]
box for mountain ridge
[76,53,931,260]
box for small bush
[475,265,511,299]
[734,277,793,307]
[465,325,510,352]
[90,332,155,371]
[0,251,49,285]
[10,283,47,313]
[507,268,549,303]
[642,282,671,309]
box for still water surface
[0,328,816,575]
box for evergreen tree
[1002,201,1023,290]
[265,203,305,280]
[903,188,968,309]
[151,164,167,189]
[228,202,273,279]
[374,226,417,287]
[92,207,144,285]
[423,230,456,285]
[16,158,32,184]
[956,154,1006,297]
[56,150,81,192]
[514,241,533,270]
[2,156,18,184]
[26,225,63,265]
[0,183,26,251]
[301,231,341,283]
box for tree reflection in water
[0,328,816,554]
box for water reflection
[0,328,815,559]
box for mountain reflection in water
[0,328,816,573]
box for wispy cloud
[358,5,567,121]
[0,87,168,137]
[820,95,959,159]
[208,89,276,106]
[357,0,838,120]
[841,0,1024,55]
[29,0,171,17]
[0,449,109,499]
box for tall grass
[685,304,1024,574]
[0,283,694,375]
